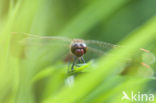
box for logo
[122,91,154,102]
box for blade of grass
[59,0,130,37]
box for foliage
[0,0,156,103]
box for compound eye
[80,43,86,47]
[80,44,83,47]
[72,44,78,48]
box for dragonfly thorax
[71,42,87,57]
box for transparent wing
[84,39,155,77]
[12,32,73,63]
[137,48,155,77]
[85,39,155,64]
[140,48,156,65]
[85,40,117,53]
[83,40,117,61]
[19,33,72,46]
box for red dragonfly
[15,33,156,76]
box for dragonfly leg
[71,56,77,71]
[81,56,85,64]
[76,58,82,65]
[67,62,71,73]
[78,59,81,64]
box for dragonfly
[14,33,156,76]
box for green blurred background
[0,0,156,103]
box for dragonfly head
[71,42,87,57]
